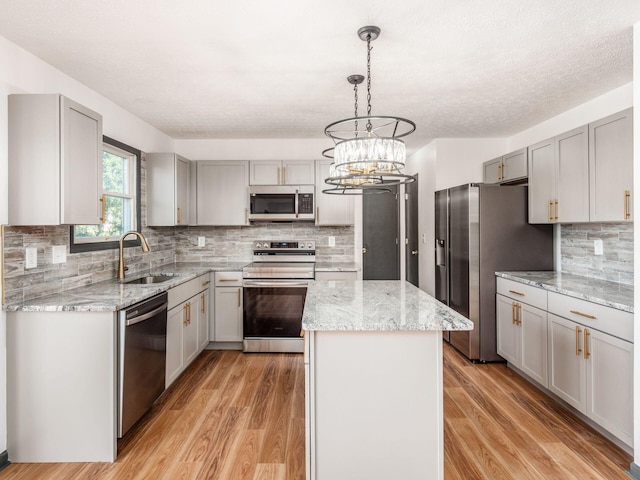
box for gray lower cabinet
[196,161,249,225]
[496,277,633,448]
[213,272,243,342]
[9,94,103,225]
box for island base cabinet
[7,311,117,462]
[305,330,444,480]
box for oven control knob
[307,242,313,248]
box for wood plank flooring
[0,343,632,479]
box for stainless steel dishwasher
[118,292,168,438]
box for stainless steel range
[242,240,315,353]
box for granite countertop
[3,261,248,313]
[496,271,634,313]
[302,280,473,332]
[314,261,360,272]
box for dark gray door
[363,186,399,280]
[405,177,419,287]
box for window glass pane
[74,196,133,241]
[103,150,128,194]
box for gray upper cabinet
[9,94,103,226]
[589,108,633,222]
[146,153,190,226]
[315,160,354,226]
[250,160,315,185]
[528,139,556,223]
[482,148,527,184]
[556,126,589,223]
[196,161,249,226]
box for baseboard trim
[629,462,640,479]
[0,450,10,472]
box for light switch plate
[594,239,603,256]
[52,245,67,264]
[328,236,336,247]
[198,236,205,247]
[25,247,37,269]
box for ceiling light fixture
[323,26,416,194]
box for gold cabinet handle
[570,310,596,320]
[554,199,558,221]
[575,326,583,356]
[237,288,241,307]
[624,190,631,220]
[201,293,205,313]
[177,207,182,225]
[512,302,517,324]
[509,290,525,296]
[187,302,191,325]
[548,200,553,222]
[283,166,286,184]
[277,167,281,184]
[100,195,106,223]
[517,304,522,325]
[219,278,237,282]
[202,280,211,287]
[183,303,188,326]
[584,329,590,359]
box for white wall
[633,21,640,476]
[0,34,176,458]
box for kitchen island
[302,280,473,480]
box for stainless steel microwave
[249,185,315,222]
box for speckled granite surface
[314,262,360,272]
[302,280,473,332]
[3,262,248,312]
[496,271,633,313]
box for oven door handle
[243,280,309,288]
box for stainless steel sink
[122,274,178,285]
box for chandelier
[323,26,416,194]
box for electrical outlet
[422,234,426,244]
[198,236,206,247]
[328,236,336,247]
[25,247,37,269]
[52,245,67,264]
[594,239,603,256]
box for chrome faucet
[118,231,150,280]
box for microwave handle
[294,188,299,218]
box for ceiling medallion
[323,26,416,195]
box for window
[70,136,142,253]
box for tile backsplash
[560,222,633,285]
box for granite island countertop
[496,271,633,313]
[302,280,473,332]
[3,261,248,313]
[314,261,360,272]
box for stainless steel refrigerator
[435,183,553,362]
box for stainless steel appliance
[118,292,168,438]
[242,240,315,353]
[435,184,553,362]
[249,185,315,222]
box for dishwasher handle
[126,302,168,326]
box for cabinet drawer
[215,271,243,287]
[168,276,201,310]
[496,277,547,310]
[547,291,633,342]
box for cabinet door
[502,148,527,182]
[175,156,190,225]
[214,287,243,342]
[589,108,633,222]
[166,304,186,388]
[496,295,519,365]
[250,160,281,185]
[315,160,354,225]
[556,126,589,223]
[197,161,249,225]
[183,298,199,365]
[586,329,633,446]
[61,96,103,225]
[547,314,586,413]
[528,139,556,224]
[482,158,502,184]
[198,289,210,352]
[519,303,548,388]
[283,160,315,185]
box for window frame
[69,136,142,253]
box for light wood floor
[0,343,632,480]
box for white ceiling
[1,0,640,152]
